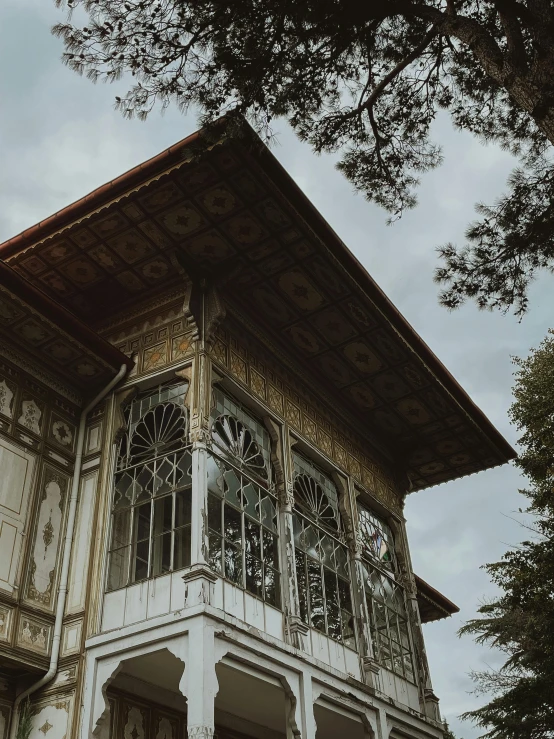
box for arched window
[292,454,355,647]
[107,381,191,591]
[206,389,280,607]
[358,502,415,682]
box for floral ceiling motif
[3,136,510,490]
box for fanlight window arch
[294,473,340,532]
[212,414,268,482]
[107,381,192,592]
[292,454,355,647]
[207,389,280,606]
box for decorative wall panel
[109,690,184,739]
[25,465,69,610]
[211,328,402,513]
[17,614,52,654]
[29,693,73,739]
[0,606,12,642]
[0,437,36,592]
[100,294,194,380]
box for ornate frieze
[210,327,402,513]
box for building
[0,119,514,739]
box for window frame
[291,452,357,648]
[357,499,416,683]
[206,386,282,607]
[106,379,192,593]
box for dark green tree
[460,330,554,739]
[54,0,554,315]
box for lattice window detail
[107,381,191,591]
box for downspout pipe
[9,363,128,739]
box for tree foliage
[460,331,554,739]
[53,0,554,314]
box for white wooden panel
[379,667,397,701]
[0,438,35,593]
[244,593,264,631]
[212,576,224,611]
[67,472,98,614]
[124,581,148,626]
[344,645,361,679]
[264,604,284,640]
[170,570,187,612]
[328,638,347,674]
[146,574,171,619]
[102,589,125,632]
[404,679,420,711]
[311,629,330,665]
[223,581,244,621]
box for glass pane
[324,569,341,640]
[224,542,243,585]
[320,534,334,568]
[242,482,259,520]
[151,532,172,576]
[224,468,241,507]
[262,529,279,569]
[304,524,318,560]
[244,517,261,559]
[155,454,175,496]
[174,526,191,570]
[334,545,349,579]
[338,576,353,614]
[114,471,133,509]
[133,539,149,582]
[307,560,325,632]
[209,532,222,573]
[292,514,303,548]
[153,496,172,537]
[176,450,192,488]
[341,609,356,648]
[135,502,151,541]
[111,509,131,549]
[260,495,277,532]
[264,566,280,608]
[108,546,129,590]
[175,489,192,528]
[208,493,222,532]
[136,463,155,500]
[245,554,263,597]
[295,550,308,623]
[207,455,225,497]
[224,504,242,544]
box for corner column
[181,342,218,607]
[182,621,219,738]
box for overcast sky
[1,2,551,736]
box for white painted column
[182,620,219,738]
[182,348,217,607]
[299,672,317,739]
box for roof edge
[0,261,133,373]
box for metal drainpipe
[9,363,128,739]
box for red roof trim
[0,130,203,260]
